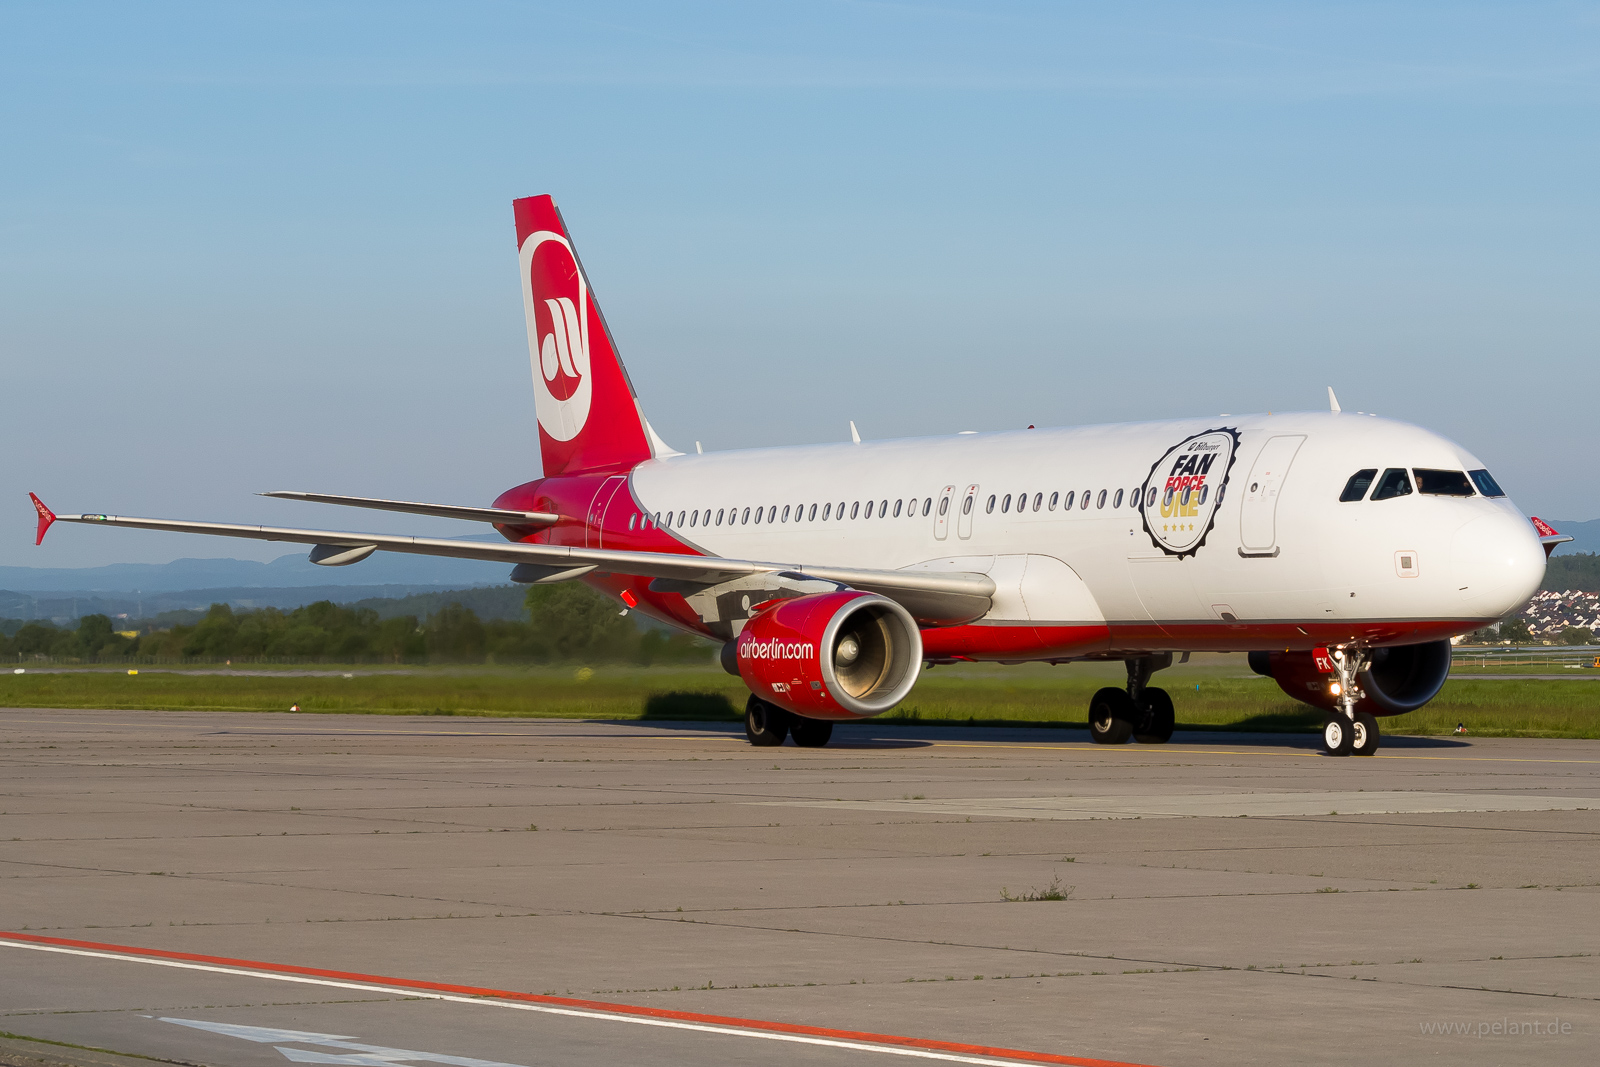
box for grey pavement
[1,710,1597,1067]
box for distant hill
[0,544,510,594]
[0,583,524,624]
[1550,519,1600,556]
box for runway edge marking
[0,932,1158,1067]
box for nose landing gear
[1089,654,1176,744]
[1321,647,1380,756]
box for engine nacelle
[1248,639,1453,717]
[736,591,922,721]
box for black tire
[1351,711,1380,756]
[790,717,834,747]
[745,695,789,747]
[1134,687,1175,744]
[1089,687,1134,744]
[1322,715,1355,756]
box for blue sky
[6,2,1598,566]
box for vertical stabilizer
[514,195,659,476]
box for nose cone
[1452,513,1545,619]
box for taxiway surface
[1,710,1596,1067]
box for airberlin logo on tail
[520,230,592,442]
[1139,428,1239,557]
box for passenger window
[1049,492,1059,511]
[822,503,831,520]
[1197,485,1208,506]
[1080,490,1090,510]
[716,508,724,526]
[1063,491,1074,510]
[740,507,750,524]
[922,498,932,517]
[1414,469,1475,497]
[808,503,817,521]
[938,496,949,516]
[768,505,777,522]
[1112,489,1123,508]
[1469,469,1506,497]
[1371,468,1413,501]
[781,505,790,523]
[678,511,686,526]
[1129,487,1141,509]
[850,502,860,519]
[1096,489,1107,509]
[962,495,973,515]
[753,507,762,524]
[628,514,637,531]
[1033,492,1043,512]
[837,500,845,518]
[1001,494,1011,513]
[879,500,888,517]
[688,511,697,528]
[986,494,996,514]
[1340,469,1378,502]
[893,499,902,517]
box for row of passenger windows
[984,487,1145,513]
[1340,467,1504,503]
[627,485,1151,532]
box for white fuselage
[625,412,1543,640]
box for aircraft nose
[1451,512,1545,619]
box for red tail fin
[29,492,56,545]
[514,195,664,477]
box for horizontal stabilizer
[1530,516,1574,560]
[262,491,558,526]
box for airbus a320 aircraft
[32,195,1564,756]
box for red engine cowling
[737,591,922,721]
[1249,640,1453,718]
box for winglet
[29,493,56,545]
[1530,516,1573,560]
[1327,387,1341,413]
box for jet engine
[735,591,922,720]
[1248,639,1453,717]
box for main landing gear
[1320,647,1380,757]
[744,694,833,748]
[1089,654,1176,745]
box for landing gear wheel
[1134,687,1175,744]
[1322,715,1355,756]
[1351,711,1380,756]
[789,716,834,747]
[745,696,790,747]
[1089,687,1134,744]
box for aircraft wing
[259,491,559,526]
[29,497,994,626]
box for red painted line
[0,930,1158,1067]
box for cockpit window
[1469,469,1506,497]
[1370,468,1413,501]
[1340,469,1378,502]
[1414,469,1475,497]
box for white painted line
[756,791,1600,821]
[0,939,1061,1066]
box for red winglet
[28,493,56,546]
[1529,516,1573,559]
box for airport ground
[1,709,1597,1067]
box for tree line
[0,582,712,665]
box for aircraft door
[1238,435,1306,556]
[933,485,956,541]
[587,475,628,548]
[957,484,979,539]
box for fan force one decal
[1140,427,1239,558]
[520,230,592,441]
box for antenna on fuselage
[1327,387,1342,413]
[849,421,861,444]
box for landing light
[1329,682,1343,697]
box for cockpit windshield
[1339,469,1378,502]
[1413,469,1475,497]
[1469,469,1506,497]
[1370,468,1413,501]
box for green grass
[1,659,1596,738]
